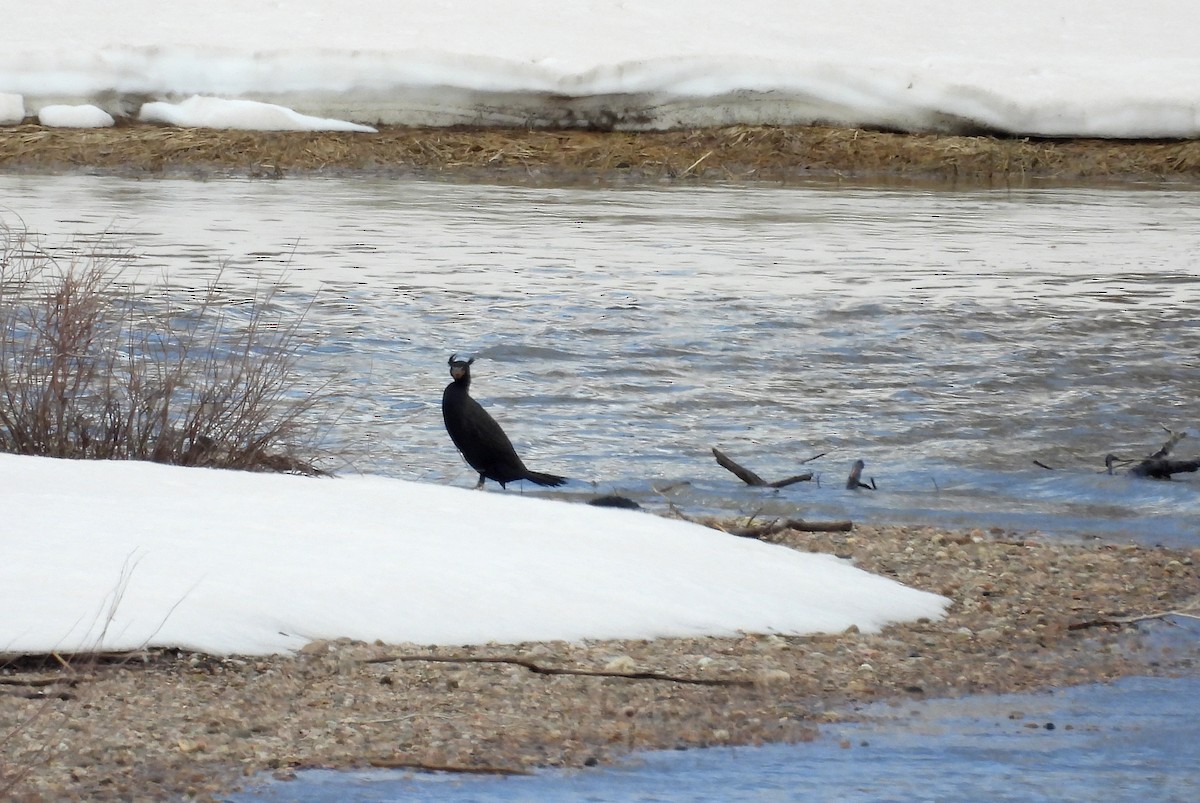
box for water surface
[232,674,1200,802]
[3,175,1198,543]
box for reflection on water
[3,175,1198,543]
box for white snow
[0,93,22,125]
[1,0,1198,136]
[139,95,376,132]
[0,454,947,656]
[37,103,114,128]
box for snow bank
[0,454,946,655]
[2,1,1199,136]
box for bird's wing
[455,397,521,464]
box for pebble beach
[3,521,1197,800]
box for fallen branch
[1069,606,1200,631]
[363,653,753,687]
[723,518,853,538]
[1148,425,1187,460]
[367,759,533,776]
[1134,458,1200,479]
[1107,426,1199,480]
[711,447,815,488]
[668,504,855,538]
[0,676,85,689]
[713,447,767,485]
[768,473,815,488]
[846,459,876,490]
[0,649,161,671]
[680,150,714,177]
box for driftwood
[663,502,855,540]
[0,649,162,672]
[846,459,876,490]
[711,447,816,488]
[364,653,753,687]
[367,759,533,776]
[1106,426,1200,480]
[1069,603,1200,631]
[0,675,83,688]
[723,518,854,538]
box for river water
[3,174,1198,543]
[233,672,1200,802]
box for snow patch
[138,95,377,132]
[38,103,115,128]
[0,93,24,124]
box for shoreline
[3,125,1199,798]
[3,522,1197,800]
[3,122,1200,186]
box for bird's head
[448,353,475,381]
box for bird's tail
[525,470,567,487]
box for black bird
[441,354,567,489]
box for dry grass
[0,223,337,473]
[3,121,1200,184]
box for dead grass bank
[3,122,1200,185]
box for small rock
[977,628,1004,644]
[755,669,792,686]
[299,640,331,655]
[604,656,637,673]
[760,635,789,650]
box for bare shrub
[0,221,338,474]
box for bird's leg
[475,473,486,490]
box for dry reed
[0,222,338,474]
[3,122,1200,184]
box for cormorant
[441,354,567,489]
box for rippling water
[3,175,1198,543]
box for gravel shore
[3,522,1197,801]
